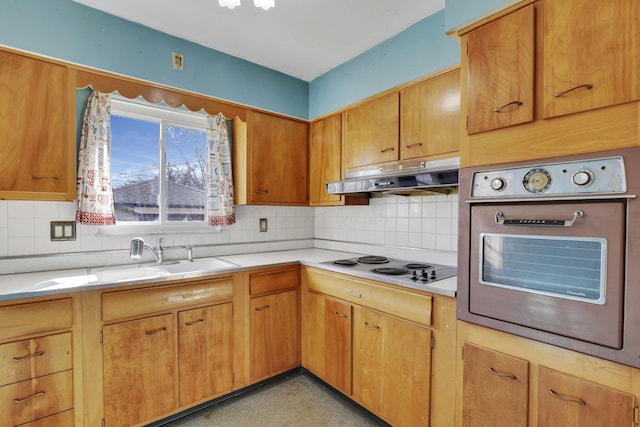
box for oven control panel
[471,156,626,198]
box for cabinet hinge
[634,404,639,425]
[466,41,469,56]
[102,418,106,427]
[232,372,236,385]
[461,345,464,360]
[465,115,469,130]
[100,330,103,344]
[430,336,435,350]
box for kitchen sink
[88,257,238,284]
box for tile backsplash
[0,193,457,261]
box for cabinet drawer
[102,277,233,322]
[249,266,299,296]
[0,370,73,426]
[305,268,432,325]
[0,299,72,341]
[0,333,72,387]
[19,409,73,427]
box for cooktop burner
[357,256,390,264]
[371,267,411,275]
[322,255,456,288]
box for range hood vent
[326,157,459,197]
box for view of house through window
[110,98,207,224]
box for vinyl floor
[163,373,388,427]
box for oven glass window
[480,233,607,304]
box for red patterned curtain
[75,91,116,225]
[206,113,236,226]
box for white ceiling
[73,0,445,81]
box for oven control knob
[410,271,419,281]
[572,170,594,187]
[490,177,506,191]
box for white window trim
[98,96,216,236]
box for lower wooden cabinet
[458,324,638,427]
[249,290,299,382]
[301,266,440,427]
[462,342,529,427]
[301,292,352,395]
[103,314,176,427]
[352,307,431,427]
[537,366,634,427]
[178,303,234,405]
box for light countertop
[0,248,456,301]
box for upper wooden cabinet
[466,5,534,134]
[344,92,400,171]
[0,50,74,200]
[234,110,309,205]
[309,114,344,206]
[401,68,461,158]
[542,0,640,118]
[344,68,461,174]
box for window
[109,97,208,229]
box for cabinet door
[344,92,399,171]
[309,114,343,206]
[301,292,352,395]
[538,366,634,427]
[103,314,175,427]
[178,303,233,405]
[466,5,535,134]
[250,111,308,205]
[250,290,299,382]
[0,50,73,200]
[401,68,460,160]
[353,307,431,427]
[543,0,640,118]
[462,342,529,427]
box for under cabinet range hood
[326,157,459,197]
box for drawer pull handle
[166,295,185,303]
[12,351,45,362]
[493,100,523,112]
[13,391,45,404]
[255,305,270,311]
[255,189,269,194]
[405,142,423,149]
[554,84,593,98]
[349,290,361,298]
[489,366,517,380]
[145,327,167,335]
[335,312,348,318]
[185,319,204,326]
[549,389,586,406]
[380,147,395,153]
[364,321,380,329]
[32,176,59,182]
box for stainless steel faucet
[130,237,164,263]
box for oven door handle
[495,210,584,226]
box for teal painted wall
[0,0,505,120]
[444,0,514,31]
[0,0,309,119]
[308,10,460,119]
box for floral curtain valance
[76,90,116,225]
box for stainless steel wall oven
[457,147,640,367]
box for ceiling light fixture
[217,0,275,10]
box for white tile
[7,237,34,256]
[7,218,34,238]
[8,201,34,218]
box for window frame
[99,96,213,235]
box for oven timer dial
[523,168,552,193]
[572,169,595,187]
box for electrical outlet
[259,218,268,232]
[50,221,76,241]
[172,51,184,70]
